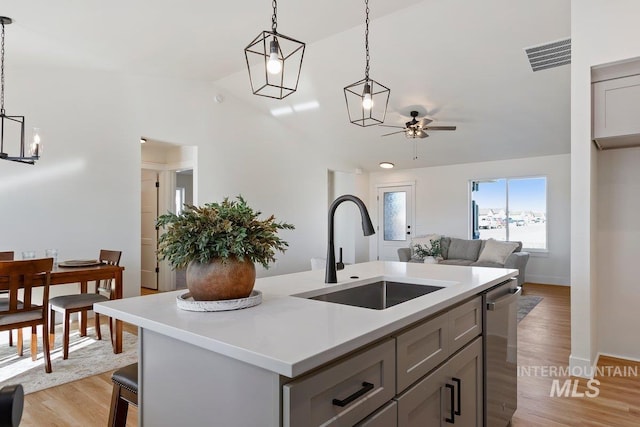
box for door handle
[445,383,455,423]
[332,382,374,407]
[453,377,461,416]
[486,286,522,311]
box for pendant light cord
[364,0,370,81]
[1,21,5,113]
[272,0,278,34]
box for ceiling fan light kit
[343,0,390,127]
[0,17,41,165]
[244,0,306,100]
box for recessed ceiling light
[140,138,147,144]
[379,162,394,169]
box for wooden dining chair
[0,258,54,373]
[0,251,16,347]
[48,250,122,359]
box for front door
[377,185,414,261]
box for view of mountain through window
[470,177,547,249]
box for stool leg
[108,383,129,427]
[8,330,13,346]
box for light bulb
[267,40,282,75]
[362,93,373,110]
[362,83,373,110]
[30,128,42,157]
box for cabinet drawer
[355,401,398,427]
[449,297,482,354]
[283,339,396,427]
[396,312,449,392]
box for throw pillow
[410,234,441,260]
[477,239,520,265]
[447,238,482,261]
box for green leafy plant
[412,239,442,258]
[156,196,294,269]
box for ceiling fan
[379,110,457,139]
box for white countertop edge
[95,266,516,378]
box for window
[470,177,547,250]
[175,187,186,215]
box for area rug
[518,295,543,323]
[0,324,137,394]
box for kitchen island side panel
[140,329,282,427]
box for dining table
[50,262,126,353]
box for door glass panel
[383,191,407,241]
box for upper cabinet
[592,58,640,150]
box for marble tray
[176,290,262,312]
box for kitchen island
[95,261,517,426]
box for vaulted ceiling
[3,0,570,171]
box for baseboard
[525,274,570,286]
[569,354,598,379]
[597,351,640,364]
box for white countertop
[94,261,516,377]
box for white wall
[370,154,571,285]
[571,0,640,374]
[329,171,371,266]
[1,63,371,299]
[0,66,140,298]
[596,148,640,359]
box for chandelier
[244,1,306,100]
[0,17,41,165]
[343,0,390,127]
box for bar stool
[108,363,138,427]
[0,384,24,427]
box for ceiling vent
[525,38,571,72]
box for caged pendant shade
[0,17,41,165]
[344,0,390,127]
[244,0,306,100]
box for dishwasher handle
[486,286,522,311]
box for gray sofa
[398,236,529,287]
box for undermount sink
[306,281,444,310]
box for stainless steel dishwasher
[484,278,521,427]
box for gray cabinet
[356,401,398,427]
[593,74,640,149]
[282,296,484,426]
[283,339,396,427]
[396,337,483,427]
[396,296,482,393]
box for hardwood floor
[512,284,640,427]
[16,283,640,426]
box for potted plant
[156,196,294,301]
[412,239,442,264]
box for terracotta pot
[186,257,256,301]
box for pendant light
[0,17,41,165]
[344,0,390,127]
[244,1,306,100]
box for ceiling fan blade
[418,131,430,138]
[381,130,407,137]
[419,118,433,127]
[424,126,457,131]
[378,124,406,129]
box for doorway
[141,138,197,293]
[377,184,415,261]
